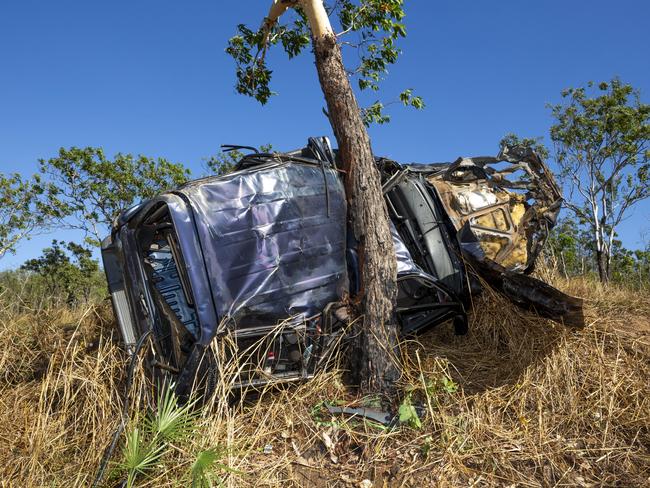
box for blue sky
[1,0,649,269]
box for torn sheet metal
[426,145,562,273]
[377,144,582,328]
[428,146,582,327]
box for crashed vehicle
[101,137,583,397]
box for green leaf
[146,384,198,442]
[398,395,422,429]
[225,1,425,125]
[191,449,218,488]
[190,448,244,488]
[120,427,166,488]
[441,376,458,394]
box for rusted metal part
[463,248,584,327]
[426,145,562,273]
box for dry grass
[1,276,649,487]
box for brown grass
[1,276,649,487]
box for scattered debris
[325,404,393,426]
[321,427,338,464]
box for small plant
[420,435,434,459]
[118,384,198,487]
[190,448,244,488]
[440,375,458,394]
[421,372,459,404]
[191,449,218,488]
[398,393,422,429]
[119,427,165,488]
[145,385,198,442]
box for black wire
[220,144,259,154]
[91,329,152,488]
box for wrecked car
[101,137,583,397]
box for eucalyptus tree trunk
[267,0,400,398]
[593,222,610,283]
[596,249,610,283]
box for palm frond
[146,384,198,442]
[119,427,165,488]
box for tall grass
[0,274,649,486]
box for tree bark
[310,28,400,399]
[264,0,401,400]
[596,249,609,283]
[560,251,568,279]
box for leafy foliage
[544,217,650,286]
[117,384,243,487]
[398,392,422,429]
[205,150,243,177]
[191,449,219,488]
[120,386,191,486]
[120,427,166,488]
[226,17,310,105]
[0,172,54,259]
[144,385,198,442]
[226,0,423,124]
[20,240,102,306]
[190,448,244,488]
[499,132,550,160]
[549,78,649,281]
[609,242,650,284]
[39,147,190,245]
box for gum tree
[550,79,650,282]
[0,173,52,260]
[226,0,422,398]
[21,240,101,305]
[39,147,190,246]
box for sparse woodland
[0,1,649,487]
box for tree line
[546,217,650,287]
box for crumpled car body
[379,144,583,327]
[101,137,582,396]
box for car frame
[102,137,582,398]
